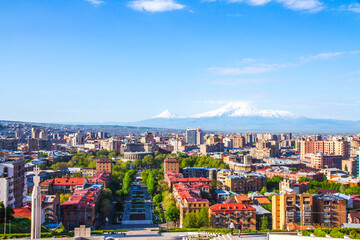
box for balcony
[286,212,294,216]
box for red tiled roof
[210,203,255,212]
[97,158,112,163]
[53,177,86,186]
[13,206,31,218]
[173,178,211,183]
[185,198,209,203]
[164,158,179,163]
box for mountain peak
[153,109,177,119]
[192,102,294,118]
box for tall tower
[31,166,41,239]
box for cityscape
[2,0,360,240]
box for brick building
[209,203,256,230]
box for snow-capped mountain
[152,109,177,119]
[120,102,360,133]
[192,102,294,118]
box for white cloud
[225,0,324,12]
[227,0,271,5]
[300,50,360,62]
[208,63,290,75]
[128,0,185,12]
[85,0,104,6]
[276,0,324,12]
[213,78,268,86]
[341,3,360,13]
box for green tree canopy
[165,206,180,223]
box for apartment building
[164,157,179,173]
[300,139,349,160]
[96,158,112,173]
[302,153,343,169]
[0,157,26,207]
[224,173,266,193]
[272,193,313,230]
[172,182,210,227]
[40,177,87,195]
[61,187,101,230]
[257,167,324,182]
[313,195,346,228]
[209,203,256,230]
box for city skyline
[1,0,360,123]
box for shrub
[314,229,327,237]
[330,229,344,239]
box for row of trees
[298,177,360,195]
[141,153,167,169]
[176,153,228,169]
[183,207,209,228]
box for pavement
[98,228,268,240]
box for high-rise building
[186,128,204,145]
[272,193,313,230]
[313,195,346,228]
[31,127,41,139]
[300,139,350,160]
[0,157,26,208]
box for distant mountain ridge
[125,103,360,133]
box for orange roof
[255,197,271,204]
[53,177,86,186]
[287,222,312,231]
[235,194,250,203]
[210,203,255,212]
[13,206,31,218]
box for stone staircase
[183,233,241,240]
[212,234,241,240]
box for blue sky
[1,0,360,123]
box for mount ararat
[124,102,360,133]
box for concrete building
[0,157,26,208]
[186,128,204,145]
[272,193,313,230]
[200,142,224,153]
[300,139,350,160]
[342,158,357,176]
[313,194,346,228]
[302,152,343,169]
[224,173,266,193]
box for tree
[229,194,235,199]
[261,216,269,230]
[142,155,154,168]
[263,203,272,212]
[183,213,198,228]
[306,189,317,194]
[0,202,14,223]
[345,164,348,172]
[260,187,268,195]
[157,179,169,193]
[99,198,112,218]
[153,194,162,204]
[165,206,180,223]
[60,194,71,204]
[122,172,132,195]
[163,192,176,210]
[147,172,156,196]
[197,207,209,227]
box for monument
[31,166,41,239]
